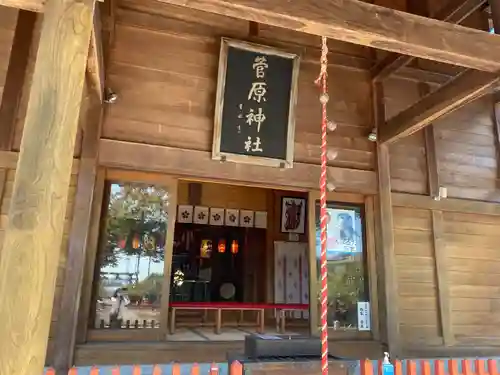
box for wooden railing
[361,358,500,375]
[45,362,242,374]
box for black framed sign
[212,38,300,169]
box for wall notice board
[212,38,300,169]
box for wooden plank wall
[102,0,375,172]
[383,6,500,351]
[392,206,440,346]
[444,211,500,343]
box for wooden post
[373,81,400,355]
[0,0,95,373]
[307,191,319,335]
[418,83,441,198]
[75,168,105,343]
[430,210,454,345]
[490,1,500,185]
[52,89,103,371]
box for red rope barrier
[315,36,329,375]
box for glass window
[94,182,170,329]
[315,201,369,331]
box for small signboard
[212,38,300,168]
[357,301,371,331]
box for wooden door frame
[307,191,379,340]
[82,168,178,342]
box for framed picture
[281,197,306,234]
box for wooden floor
[73,339,384,366]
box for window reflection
[95,183,169,329]
[315,202,369,331]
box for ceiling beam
[372,0,487,80]
[379,69,498,144]
[150,0,500,72]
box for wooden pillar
[52,88,103,371]
[307,191,319,335]
[418,83,441,198]
[490,1,500,186]
[430,210,454,345]
[373,81,400,356]
[0,0,95,373]
[76,168,105,344]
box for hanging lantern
[231,240,239,254]
[218,239,226,253]
[132,233,140,249]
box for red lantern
[231,240,239,254]
[132,234,140,249]
[218,239,226,253]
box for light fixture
[218,239,226,253]
[231,240,239,254]
[132,234,140,249]
[104,87,118,104]
[368,128,377,142]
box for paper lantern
[218,239,226,253]
[132,234,140,249]
[231,240,239,254]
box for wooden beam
[372,0,486,80]
[433,0,486,24]
[392,192,500,215]
[0,11,37,150]
[87,7,105,102]
[147,0,500,72]
[373,81,400,355]
[430,210,454,346]
[418,83,441,198]
[98,139,377,194]
[52,89,103,372]
[0,0,95,373]
[379,69,498,144]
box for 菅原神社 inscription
[212,38,300,168]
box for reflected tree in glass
[96,183,169,329]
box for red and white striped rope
[315,35,329,375]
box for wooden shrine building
[2,0,500,373]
